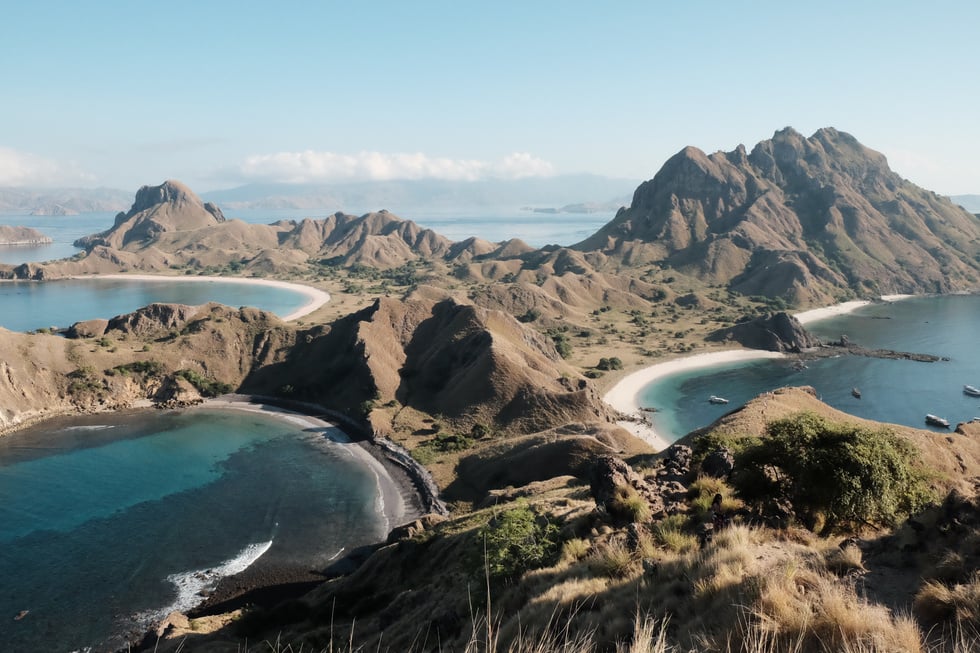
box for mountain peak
[575,128,980,304]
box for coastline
[602,295,916,451]
[603,349,786,451]
[69,273,331,321]
[150,396,428,627]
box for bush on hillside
[475,504,561,582]
[733,412,934,532]
[174,369,233,397]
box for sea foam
[154,539,273,619]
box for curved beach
[164,396,424,622]
[603,297,913,451]
[603,349,785,451]
[72,274,331,321]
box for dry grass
[914,572,980,629]
[652,514,699,554]
[689,476,743,516]
[589,537,638,578]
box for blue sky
[2,1,978,194]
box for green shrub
[735,412,935,531]
[411,431,475,464]
[597,357,623,371]
[112,360,164,377]
[174,369,233,397]
[476,504,561,582]
[606,485,650,523]
[517,308,541,323]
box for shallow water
[639,295,980,442]
[0,406,387,651]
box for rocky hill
[577,128,980,304]
[75,180,227,250]
[0,225,52,245]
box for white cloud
[236,150,555,183]
[0,146,94,187]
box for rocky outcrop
[707,311,821,352]
[0,225,52,245]
[576,127,980,304]
[75,180,226,250]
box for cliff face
[576,128,980,304]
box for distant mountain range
[0,187,132,214]
[200,174,636,212]
[0,175,636,216]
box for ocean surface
[0,207,614,265]
[0,277,313,332]
[0,406,387,651]
[639,295,980,443]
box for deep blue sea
[0,406,388,651]
[640,295,980,442]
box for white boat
[964,385,980,397]
[925,414,950,428]
[708,395,729,404]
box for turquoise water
[0,406,386,651]
[0,277,311,332]
[640,295,980,442]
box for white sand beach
[72,274,331,321]
[793,300,871,325]
[603,349,785,451]
[604,294,920,452]
[794,294,915,325]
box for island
[0,224,53,246]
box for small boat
[964,385,980,397]
[708,395,729,404]
[851,387,862,399]
[925,414,950,428]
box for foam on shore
[155,539,274,619]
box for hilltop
[577,127,980,305]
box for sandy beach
[603,350,786,451]
[603,295,917,451]
[72,274,331,321]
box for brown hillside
[245,297,617,434]
[577,128,980,304]
[76,180,225,250]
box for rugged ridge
[576,127,980,304]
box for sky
[2,1,978,195]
